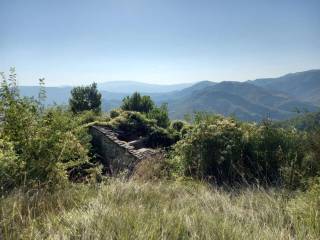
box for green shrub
[1,105,90,190]
[170,120,186,132]
[171,118,244,183]
[0,137,22,192]
[0,70,92,191]
[180,124,193,137]
[77,110,110,124]
[305,129,320,177]
[147,103,170,128]
[108,111,156,138]
[244,122,305,185]
[146,127,179,148]
[109,109,121,118]
[170,115,314,186]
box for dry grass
[0,180,319,240]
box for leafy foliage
[121,92,154,113]
[171,117,244,183]
[146,127,179,148]
[107,111,156,139]
[0,137,21,191]
[69,82,102,113]
[170,120,187,132]
[109,108,121,118]
[121,92,170,129]
[275,111,320,132]
[0,69,92,192]
[170,113,319,187]
[147,103,170,128]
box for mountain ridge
[18,69,320,121]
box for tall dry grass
[1,180,319,240]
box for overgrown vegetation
[170,114,319,188]
[1,180,320,239]
[1,69,320,239]
[0,69,97,192]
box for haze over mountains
[97,81,193,93]
[20,69,320,121]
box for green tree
[69,83,102,113]
[121,92,154,113]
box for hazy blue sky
[1,0,319,86]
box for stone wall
[89,125,158,174]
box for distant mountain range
[97,81,193,93]
[19,69,320,121]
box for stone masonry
[89,125,158,174]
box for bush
[0,137,22,192]
[243,121,306,185]
[0,71,92,192]
[180,124,193,138]
[146,127,179,148]
[108,111,156,139]
[305,129,320,177]
[2,105,90,190]
[109,109,121,118]
[170,115,314,186]
[147,103,170,128]
[77,110,109,125]
[171,118,244,183]
[170,120,186,132]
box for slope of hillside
[250,69,320,105]
[167,81,318,121]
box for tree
[69,83,101,113]
[121,92,154,113]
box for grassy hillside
[1,180,319,240]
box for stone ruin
[89,125,160,175]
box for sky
[0,0,320,86]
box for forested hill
[249,69,320,105]
[164,80,319,121]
